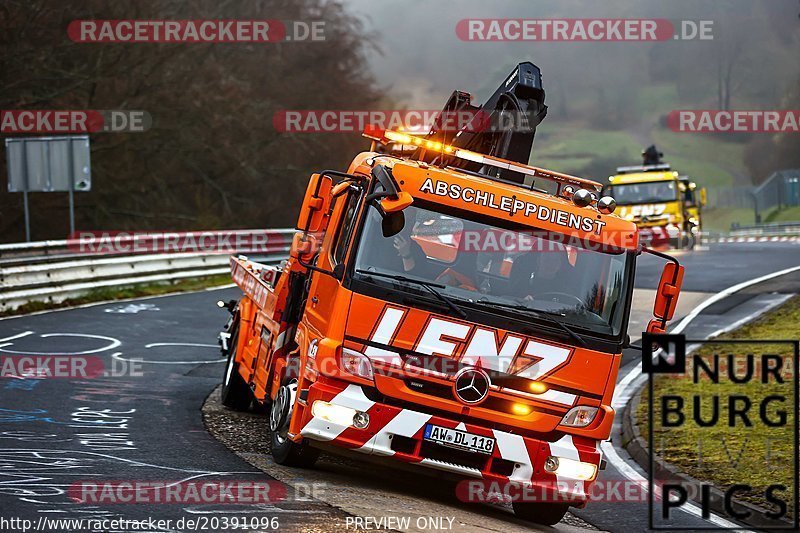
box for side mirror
[382,211,405,237]
[699,187,707,207]
[380,191,414,213]
[369,164,413,213]
[296,173,333,233]
[654,262,684,321]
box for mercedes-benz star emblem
[452,367,491,404]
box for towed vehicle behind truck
[217,62,685,525]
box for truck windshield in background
[352,202,632,338]
[610,180,678,205]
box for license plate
[423,424,495,454]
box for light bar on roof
[363,127,602,193]
[615,164,672,174]
[453,149,482,163]
[384,130,454,154]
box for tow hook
[218,332,231,351]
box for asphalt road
[0,241,797,532]
[0,291,348,532]
[634,241,800,293]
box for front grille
[404,378,451,397]
[382,394,556,440]
[404,378,566,418]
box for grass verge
[702,205,800,232]
[1,274,233,317]
[638,295,799,516]
[765,206,800,224]
[533,126,642,182]
[702,207,761,232]
[531,121,746,190]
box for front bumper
[639,224,681,248]
[298,378,601,502]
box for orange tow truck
[217,62,684,525]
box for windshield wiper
[470,299,587,347]
[355,269,467,319]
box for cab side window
[332,193,360,265]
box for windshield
[611,180,677,205]
[352,201,632,338]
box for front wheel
[512,501,569,526]
[220,327,253,411]
[269,379,320,468]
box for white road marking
[0,333,121,355]
[145,342,217,348]
[0,331,34,344]
[0,447,256,474]
[104,303,160,314]
[112,350,225,365]
[114,340,224,365]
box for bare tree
[0,0,382,240]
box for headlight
[311,401,369,429]
[665,223,680,237]
[560,405,598,427]
[339,348,374,381]
[543,455,598,481]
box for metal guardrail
[700,225,800,244]
[727,221,800,236]
[0,230,295,313]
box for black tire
[220,327,252,411]
[252,398,271,415]
[269,379,320,468]
[512,501,570,526]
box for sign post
[5,135,91,241]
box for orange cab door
[303,191,360,343]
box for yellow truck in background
[604,147,706,249]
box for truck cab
[606,163,706,250]
[218,63,684,526]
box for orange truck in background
[217,62,684,525]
